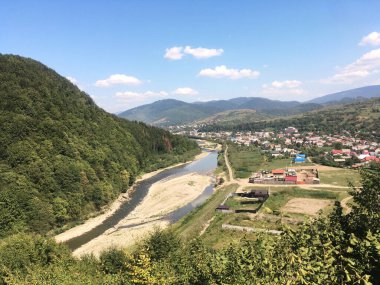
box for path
[341,196,353,214]
[224,145,234,182]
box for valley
[1,9,380,281]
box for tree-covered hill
[0,54,198,237]
[119,97,322,126]
[118,86,380,127]
[201,98,380,141]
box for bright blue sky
[1,1,380,112]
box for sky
[1,0,380,113]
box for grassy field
[227,144,314,178]
[225,196,261,210]
[318,168,361,186]
[201,213,262,248]
[261,186,348,215]
[261,158,293,170]
[227,144,263,178]
[263,158,315,170]
[172,184,239,240]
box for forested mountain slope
[201,98,380,140]
[120,85,380,127]
[119,97,322,126]
[0,54,198,237]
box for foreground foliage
[0,170,379,284]
[0,54,198,237]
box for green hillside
[119,99,222,126]
[201,98,380,140]
[0,55,198,237]
[119,97,322,126]
[194,109,272,126]
[119,85,380,127]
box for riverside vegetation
[0,169,378,284]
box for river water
[65,150,218,251]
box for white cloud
[323,48,380,84]
[173,87,198,95]
[164,45,223,60]
[272,80,302,88]
[95,74,142,87]
[198,65,260,79]
[164,46,184,60]
[66,76,78,85]
[116,90,168,99]
[359,32,380,46]
[261,80,305,99]
[183,46,223,59]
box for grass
[225,196,261,210]
[266,159,314,169]
[227,144,263,178]
[172,184,239,240]
[319,168,361,186]
[261,186,347,214]
[227,144,314,179]
[261,158,293,170]
[201,213,262,249]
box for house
[332,149,343,155]
[272,169,285,178]
[237,189,269,200]
[271,151,282,158]
[285,175,297,184]
[285,127,298,134]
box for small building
[293,154,306,163]
[285,175,297,184]
[216,205,231,213]
[272,169,285,177]
[236,189,269,200]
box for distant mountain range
[308,85,380,104]
[200,97,380,141]
[119,85,380,126]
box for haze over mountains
[119,85,380,126]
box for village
[170,125,380,169]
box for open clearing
[282,198,333,216]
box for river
[65,150,218,251]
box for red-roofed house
[364,156,380,163]
[332,149,343,155]
[272,169,285,175]
[285,175,297,183]
[272,169,285,180]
